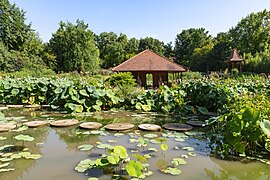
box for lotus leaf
[198,107,208,115]
[24,154,42,160]
[2,153,13,157]
[0,162,10,168]
[141,105,151,112]
[10,154,22,159]
[0,136,7,140]
[182,146,194,151]
[181,155,188,158]
[171,158,187,166]
[11,88,19,95]
[114,133,124,137]
[129,139,138,143]
[175,138,185,142]
[188,152,197,157]
[0,157,13,162]
[95,158,109,167]
[79,89,89,97]
[0,145,14,151]
[75,165,87,173]
[132,154,147,163]
[107,140,118,143]
[143,154,151,159]
[144,170,153,177]
[0,112,5,121]
[233,142,245,153]
[143,134,158,138]
[107,153,120,164]
[162,167,181,175]
[77,144,94,151]
[174,146,180,150]
[14,134,34,142]
[12,126,28,132]
[90,130,103,135]
[88,178,98,180]
[0,168,15,173]
[160,144,168,151]
[260,120,270,138]
[113,146,128,159]
[126,160,143,178]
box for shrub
[108,72,136,87]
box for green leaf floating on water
[0,136,7,140]
[198,107,209,115]
[182,146,194,151]
[97,144,113,149]
[126,160,143,178]
[0,145,14,151]
[148,148,158,152]
[143,134,158,138]
[0,162,10,168]
[0,112,5,121]
[0,168,15,173]
[12,126,28,132]
[188,152,197,157]
[162,167,182,175]
[171,158,187,166]
[132,154,147,163]
[160,144,168,151]
[141,105,151,112]
[0,157,13,162]
[14,134,34,141]
[88,178,98,180]
[260,120,270,138]
[24,154,42,160]
[77,144,94,151]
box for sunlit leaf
[188,152,197,157]
[171,158,187,166]
[132,154,147,163]
[126,160,143,178]
[14,134,34,142]
[161,167,181,175]
[77,144,94,151]
[182,146,194,151]
[160,144,168,151]
[143,134,158,138]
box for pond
[0,107,270,180]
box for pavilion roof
[112,49,187,72]
[229,49,243,62]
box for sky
[12,0,270,43]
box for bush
[108,72,136,87]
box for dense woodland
[0,0,270,75]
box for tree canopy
[49,20,100,73]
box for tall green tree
[163,42,175,59]
[229,9,270,55]
[0,0,32,51]
[48,20,100,73]
[175,28,212,67]
[138,37,165,55]
[125,37,139,58]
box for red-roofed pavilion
[228,49,244,73]
[112,49,188,87]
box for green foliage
[138,37,165,56]
[108,72,136,87]
[48,20,100,73]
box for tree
[0,0,32,51]
[175,28,212,67]
[125,37,139,58]
[48,20,100,73]
[229,9,270,55]
[163,42,175,59]
[138,37,165,55]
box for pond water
[0,108,270,180]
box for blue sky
[12,0,270,43]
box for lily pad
[23,121,47,128]
[12,125,28,132]
[114,133,124,137]
[260,120,270,138]
[148,148,158,152]
[79,122,102,130]
[182,146,194,151]
[188,152,197,157]
[97,144,113,149]
[105,123,134,131]
[143,134,158,138]
[0,162,10,168]
[0,136,7,140]
[171,158,187,166]
[14,134,34,142]
[0,124,16,132]
[161,167,181,175]
[49,119,79,127]
[138,124,161,131]
[163,123,193,132]
[186,120,205,127]
[0,168,15,172]
[24,154,42,160]
[160,144,168,151]
[77,144,94,151]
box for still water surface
[0,108,269,180]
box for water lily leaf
[12,125,28,132]
[0,136,7,140]
[181,155,188,159]
[0,145,14,151]
[144,171,153,177]
[143,154,151,159]
[149,139,160,144]
[156,159,169,170]
[90,130,103,135]
[24,154,42,160]
[11,88,19,95]
[0,162,10,168]
[129,139,138,143]
[135,103,142,110]
[160,144,168,151]
[132,154,147,163]
[148,148,158,152]
[88,178,98,180]
[0,112,5,121]
[0,157,13,162]
[75,165,87,173]
[95,158,109,167]
[175,138,185,142]
[171,158,187,166]
[107,140,118,143]
[14,134,34,142]
[0,168,15,172]
[126,160,143,178]
[260,120,270,138]
[107,153,120,164]
[182,146,194,151]
[79,89,89,97]
[143,134,158,138]
[113,146,128,159]
[188,152,197,157]
[162,167,181,175]
[10,154,22,159]
[114,133,124,137]
[174,146,180,150]
[77,144,94,151]
[2,153,13,157]
[97,144,113,149]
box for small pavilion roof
[112,49,187,72]
[229,49,243,62]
